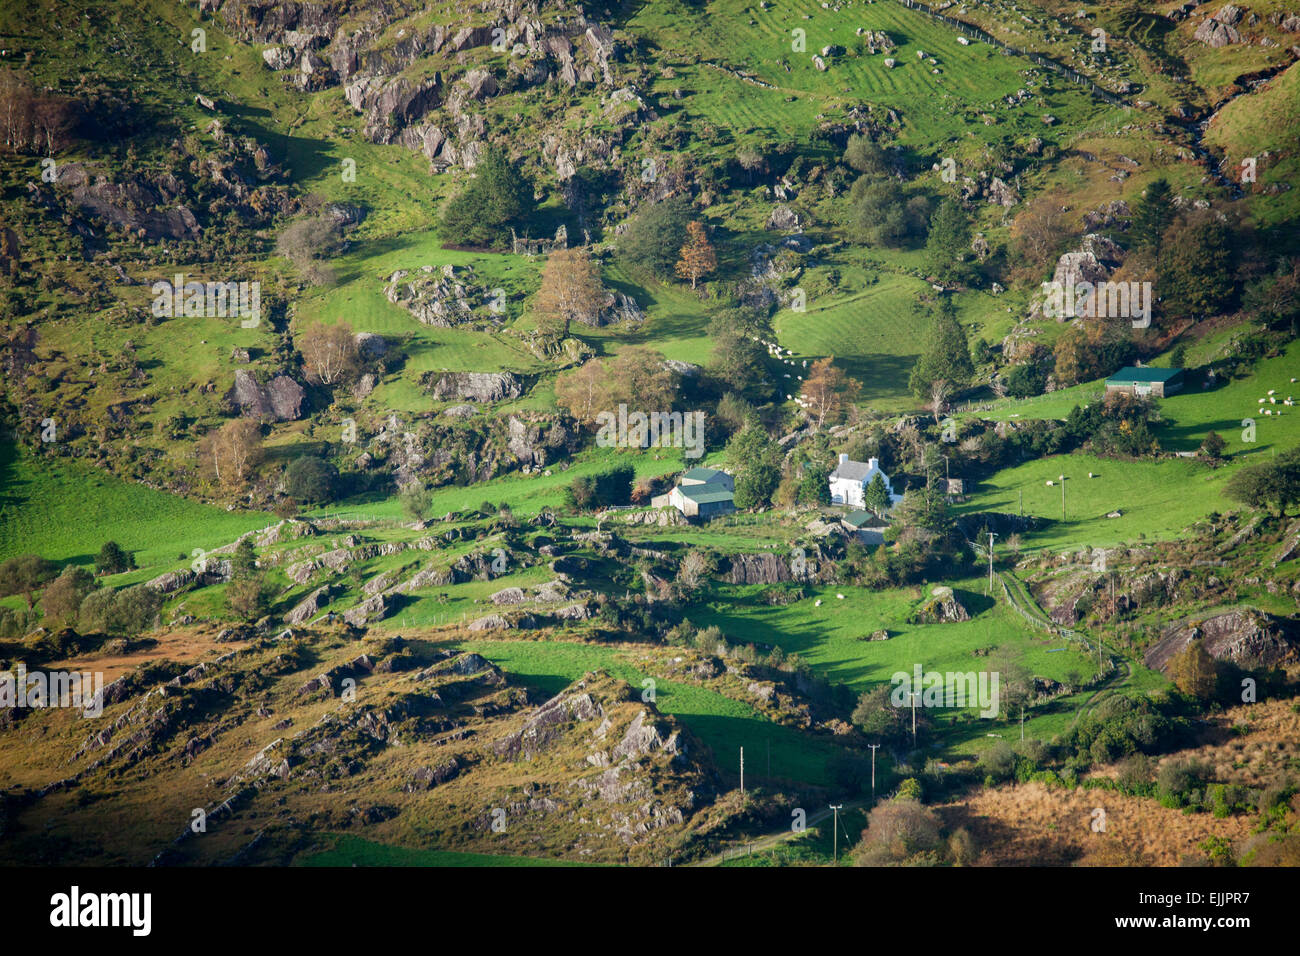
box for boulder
[226,369,306,421]
[428,371,523,403]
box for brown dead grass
[941,781,1255,866]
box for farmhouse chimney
[839,453,848,465]
[869,457,879,471]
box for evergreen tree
[1160,216,1236,318]
[94,540,133,575]
[728,419,782,509]
[440,146,535,249]
[908,299,974,398]
[1130,178,1175,252]
[924,198,972,281]
[864,472,891,516]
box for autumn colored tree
[607,346,678,410]
[534,247,605,337]
[1168,640,1217,700]
[201,419,264,488]
[298,321,359,385]
[800,356,860,427]
[554,358,612,425]
[675,220,717,290]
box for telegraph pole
[982,535,993,595]
[829,804,843,864]
[909,691,920,747]
[740,747,744,797]
[868,743,880,796]
[1059,474,1067,521]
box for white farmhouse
[829,454,903,511]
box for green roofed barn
[1105,366,1184,398]
[651,467,736,520]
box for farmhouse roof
[1106,366,1182,385]
[678,481,734,505]
[831,454,884,483]
[682,466,728,483]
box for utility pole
[1059,474,1067,521]
[740,747,744,797]
[868,743,880,796]
[909,691,920,747]
[1018,488,1023,518]
[987,531,998,595]
[829,804,843,864]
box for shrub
[94,541,134,575]
[284,456,339,504]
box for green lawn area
[0,442,271,570]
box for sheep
[1046,480,1055,486]
[1088,472,1094,478]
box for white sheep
[1046,480,1055,486]
[1088,472,1094,478]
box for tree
[864,472,891,517]
[924,198,972,282]
[607,346,678,410]
[298,321,359,385]
[40,565,97,626]
[675,220,717,290]
[79,584,162,637]
[1009,194,1069,280]
[728,419,782,509]
[400,484,435,522]
[1160,215,1236,318]
[276,212,345,285]
[619,194,693,277]
[843,134,890,176]
[1224,448,1300,516]
[439,146,535,249]
[284,455,338,504]
[800,357,860,427]
[230,538,258,581]
[1005,362,1047,398]
[1169,641,1217,700]
[1200,431,1226,460]
[0,554,59,609]
[909,300,973,399]
[846,178,929,247]
[202,419,264,488]
[1053,320,1135,386]
[854,799,943,865]
[95,541,133,576]
[534,247,606,336]
[1130,178,1175,252]
[555,358,613,425]
[708,305,772,401]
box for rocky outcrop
[427,371,523,403]
[908,586,971,624]
[496,682,608,760]
[226,369,306,421]
[1145,609,1299,672]
[285,585,332,625]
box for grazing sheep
[1046,480,1055,486]
[1088,472,1094,478]
[836,593,845,599]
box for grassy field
[0,441,270,569]
[298,833,585,867]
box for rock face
[1194,14,1242,46]
[1145,609,1299,672]
[496,683,608,760]
[226,369,306,421]
[908,586,971,624]
[427,371,523,403]
[286,585,332,625]
[385,264,492,327]
[722,551,824,585]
